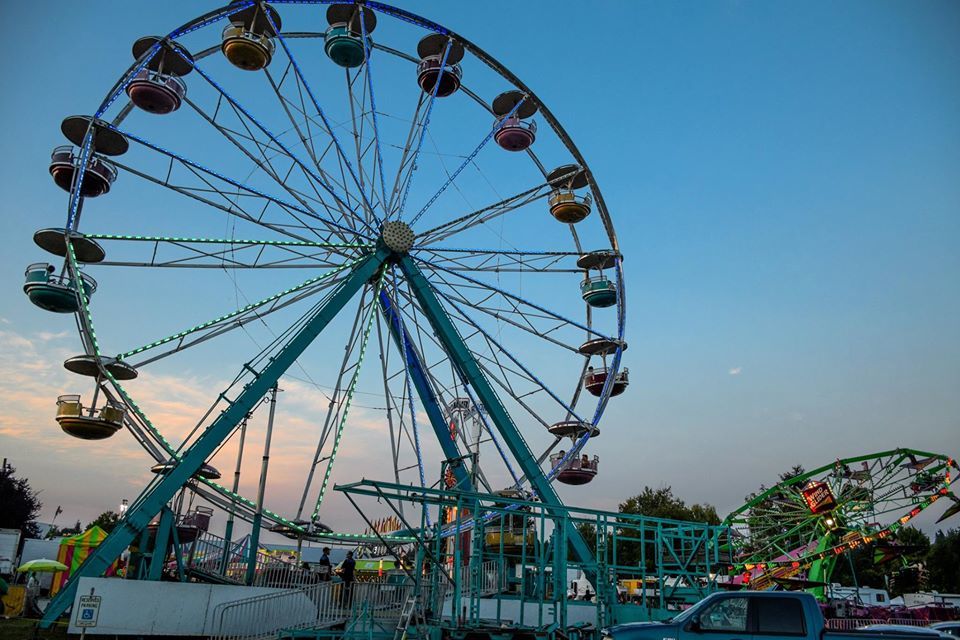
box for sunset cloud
[0,324,435,532]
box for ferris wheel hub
[380,220,415,254]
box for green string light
[85,233,372,249]
[119,258,362,359]
[311,268,387,521]
[67,246,404,541]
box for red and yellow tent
[50,526,119,595]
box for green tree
[616,486,721,571]
[47,520,83,538]
[86,511,120,533]
[926,528,960,593]
[0,463,42,539]
[619,486,721,524]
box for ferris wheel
[723,448,959,595]
[24,0,627,614]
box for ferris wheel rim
[51,0,627,534]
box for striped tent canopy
[51,526,119,595]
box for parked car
[603,592,950,640]
[859,625,949,638]
[929,623,960,638]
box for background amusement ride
[18,0,958,633]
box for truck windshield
[667,600,708,624]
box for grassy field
[0,618,71,640]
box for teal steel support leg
[398,257,596,568]
[40,250,389,627]
[378,291,471,490]
[147,508,174,580]
[168,514,186,582]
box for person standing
[318,547,332,581]
[338,551,356,607]
[25,572,42,618]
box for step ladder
[393,593,419,640]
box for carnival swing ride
[724,449,960,597]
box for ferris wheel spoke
[472,350,552,430]
[109,157,341,246]
[388,275,473,482]
[390,282,552,431]
[85,234,366,269]
[309,271,386,520]
[117,258,362,364]
[344,70,370,219]
[386,284,524,489]
[357,8,389,221]
[415,177,557,246]
[386,94,425,216]
[263,63,322,170]
[430,286,588,424]
[262,67,363,201]
[415,246,580,273]
[253,77,361,236]
[295,286,372,521]
[373,311,405,491]
[342,72,390,222]
[265,16,379,227]
[168,45,374,237]
[112,129,368,245]
[138,269,360,370]
[263,65,369,234]
[342,68,392,222]
[392,38,455,222]
[424,267,580,354]
[417,258,606,345]
[184,94,363,242]
[407,94,530,227]
[381,285,429,499]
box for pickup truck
[603,592,947,640]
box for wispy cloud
[36,330,71,342]
[0,323,431,531]
[728,366,743,376]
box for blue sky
[0,0,958,539]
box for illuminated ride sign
[801,481,837,514]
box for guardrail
[212,580,414,640]
[185,530,308,589]
[825,618,928,630]
[211,560,506,640]
[450,559,505,597]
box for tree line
[4,461,958,594]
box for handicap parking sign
[75,595,101,628]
